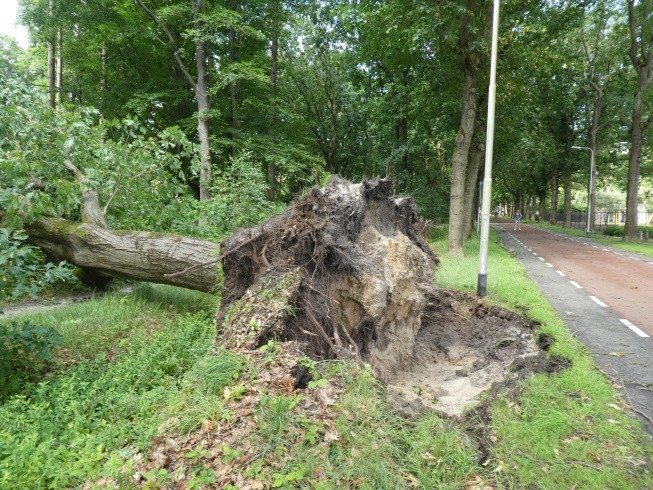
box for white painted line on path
[556,270,566,276]
[545,262,554,268]
[533,252,538,256]
[538,257,545,261]
[602,248,609,251]
[629,257,640,261]
[589,296,608,307]
[614,252,622,255]
[619,319,650,338]
[569,281,583,289]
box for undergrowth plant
[0,321,62,400]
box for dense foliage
[1,0,653,298]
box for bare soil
[387,289,542,417]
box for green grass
[1,245,652,488]
[430,228,653,488]
[0,285,218,489]
[534,222,653,258]
[4,283,215,360]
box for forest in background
[1,0,653,298]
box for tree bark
[267,4,279,202]
[25,217,218,292]
[448,66,478,255]
[47,0,56,109]
[562,168,572,228]
[447,0,492,256]
[463,140,484,239]
[135,0,212,203]
[624,0,653,241]
[55,29,63,105]
[550,171,558,225]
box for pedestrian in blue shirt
[514,210,522,231]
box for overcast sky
[0,0,30,48]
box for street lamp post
[571,146,595,235]
[477,0,500,298]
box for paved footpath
[494,223,653,436]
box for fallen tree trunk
[26,216,218,292]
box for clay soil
[386,288,554,418]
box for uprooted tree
[18,174,544,418]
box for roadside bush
[0,229,76,300]
[602,224,653,237]
[602,225,623,237]
[0,321,62,399]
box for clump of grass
[274,364,479,488]
[5,284,215,361]
[0,310,216,489]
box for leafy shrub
[0,311,215,489]
[602,225,653,237]
[602,225,624,237]
[0,321,63,399]
[0,229,76,300]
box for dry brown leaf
[324,430,340,442]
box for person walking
[514,210,522,231]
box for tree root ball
[216,176,438,372]
[216,177,548,417]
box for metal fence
[541,210,653,234]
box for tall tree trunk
[194,0,212,203]
[562,169,572,228]
[135,0,213,203]
[550,171,558,225]
[625,89,644,239]
[538,190,545,222]
[463,140,484,239]
[196,42,212,203]
[447,0,492,256]
[625,0,653,241]
[267,6,279,202]
[228,0,239,155]
[588,90,601,232]
[100,45,107,93]
[448,67,478,255]
[55,29,62,104]
[47,0,56,109]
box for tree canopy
[1,0,652,298]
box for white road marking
[538,257,545,261]
[629,257,640,261]
[602,248,609,251]
[545,262,554,267]
[589,296,608,307]
[614,252,622,255]
[533,252,538,256]
[569,281,583,289]
[619,319,650,338]
[556,270,566,276]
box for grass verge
[430,227,653,488]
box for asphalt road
[494,223,653,436]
